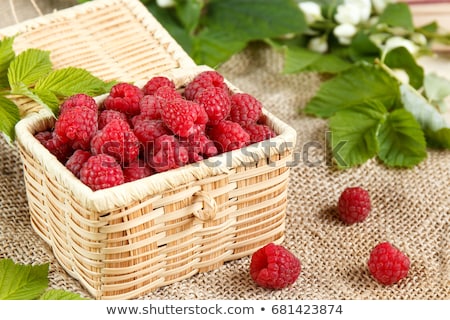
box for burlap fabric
[1,41,449,299]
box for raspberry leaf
[0,36,15,89]
[304,64,401,118]
[377,109,427,167]
[329,101,386,168]
[39,289,88,300]
[0,96,20,143]
[384,47,424,89]
[282,46,352,74]
[400,83,450,149]
[378,3,414,32]
[7,49,52,87]
[204,0,307,42]
[34,67,115,98]
[0,259,48,300]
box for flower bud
[157,0,176,8]
[308,36,328,53]
[334,23,357,45]
[372,0,394,14]
[298,1,324,25]
[411,33,427,46]
[335,0,371,25]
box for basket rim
[15,66,297,213]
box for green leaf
[7,49,52,87]
[9,82,54,113]
[377,108,427,167]
[304,64,401,118]
[400,83,450,149]
[204,0,307,42]
[146,2,194,54]
[378,3,414,32]
[424,73,450,104]
[283,46,352,74]
[329,101,386,168]
[0,36,15,89]
[39,289,88,300]
[35,67,114,99]
[192,29,247,67]
[0,96,20,142]
[0,259,49,300]
[349,31,380,61]
[384,47,424,89]
[175,0,204,34]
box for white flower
[298,2,323,25]
[384,36,419,56]
[308,36,328,53]
[334,23,357,45]
[411,33,427,46]
[371,0,394,14]
[335,0,372,26]
[156,0,176,8]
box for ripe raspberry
[79,154,124,191]
[54,105,98,150]
[35,131,72,163]
[228,93,263,126]
[368,242,410,285]
[65,149,92,178]
[194,86,231,125]
[123,158,153,183]
[139,95,161,120]
[133,119,171,154]
[337,187,371,225]
[154,85,183,111]
[142,76,176,95]
[98,109,128,130]
[184,70,229,101]
[91,119,140,165]
[59,93,98,115]
[243,123,277,144]
[104,82,143,116]
[207,120,250,153]
[250,243,301,290]
[148,135,189,172]
[181,133,218,162]
[160,98,203,137]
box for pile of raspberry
[35,70,277,191]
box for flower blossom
[335,0,372,26]
[384,36,419,56]
[334,23,358,45]
[298,1,324,25]
[308,36,328,53]
[156,0,176,8]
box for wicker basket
[7,0,297,299]
[15,65,297,299]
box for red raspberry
[243,123,277,144]
[148,135,189,172]
[123,158,153,183]
[142,76,176,95]
[194,86,231,125]
[91,119,140,165]
[337,187,371,225]
[79,154,124,191]
[207,120,250,153]
[59,93,98,115]
[139,95,161,120]
[181,133,218,162]
[65,149,92,178]
[184,70,229,101]
[54,105,98,150]
[98,109,128,130]
[368,242,410,285]
[35,132,72,163]
[228,93,263,126]
[250,243,301,290]
[154,85,183,111]
[133,119,171,154]
[104,82,143,116]
[160,98,203,137]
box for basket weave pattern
[7,0,297,299]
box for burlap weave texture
[1,43,449,299]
